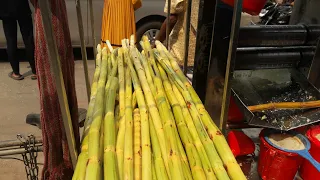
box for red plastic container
[227,130,255,157]
[258,129,304,180]
[300,126,320,180]
[222,0,267,15]
[228,96,244,123]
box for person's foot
[8,72,24,80]
[31,74,37,80]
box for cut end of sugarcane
[106,40,113,53]
[130,35,135,48]
[122,39,128,49]
[97,44,101,52]
[142,35,149,43]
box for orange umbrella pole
[248,100,320,112]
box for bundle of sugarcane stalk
[72,36,246,180]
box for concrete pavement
[0,60,95,179]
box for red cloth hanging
[34,0,80,179]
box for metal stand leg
[219,0,243,133]
[76,0,91,102]
[192,0,218,101]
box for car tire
[136,20,163,50]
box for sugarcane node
[186,102,191,109]
[170,150,173,156]
[209,134,214,140]
[216,131,222,136]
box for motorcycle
[254,1,293,25]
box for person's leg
[18,14,37,76]
[2,18,20,76]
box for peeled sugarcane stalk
[157,64,216,179]
[127,55,152,180]
[149,115,169,180]
[116,48,126,180]
[73,45,102,180]
[156,41,246,180]
[153,76,185,180]
[123,66,133,180]
[248,100,320,112]
[104,77,119,180]
[86,47,109,180]
[133,108,142,180]
[129,47,170,177]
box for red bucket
[222,0,267,15]
[258,129,304,180]
[300,126,320,180]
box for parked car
[0,0,166,48]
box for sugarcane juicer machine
[195,24,320,131]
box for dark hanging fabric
[33,0,80,179]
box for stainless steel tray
[231,68,320,130]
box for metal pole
[76,0,91,102]
[183,0,193,75]
[219,0,243,133]
[166,0,171,50]
[38,0,78,168]
[0,146,43,157]
[88,0,97,60]
[0,138,42,149]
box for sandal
[31,74,37,80]
[8,72,24,80]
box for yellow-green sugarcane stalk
[132,91,137,109]
[141,37,170,109]
[138,49,157,99]
[129,47,170,177]
[107,55,112,77]
[127,56,152,180]
[153,63,195,179]
[157,63,217,179]
[111,52,116,68]
[86,47,109,180]
[72,152,89,180]
[123,66,133,180]
[104,77,119,180]
[133,108,142,180]
[156,42,246,180]
[116,48,126,180]
[155,50,230,180]
[153,76,185,180]
[83,44,102,133]
[149,115,169,180]
[151,156,157,180]
[141,36,160,77]
[73,45,102,180]
[139,50,171,121]
[115,105,120,138]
